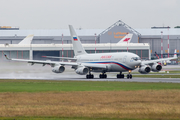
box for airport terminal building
[0,20,179,62]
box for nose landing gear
[127,70,132,79]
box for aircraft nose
[137,60,141,65]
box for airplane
[116,33,133,44]
[3,25,177,79]
[18,34,34,44]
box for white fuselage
[75,52,141,72]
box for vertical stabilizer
[174,49,177,58]
[117,34,133,44]
[18,34,34,44]
[69,25,87,56]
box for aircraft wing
[3,52,78,66]
[141,49,177,65]
[4,52,105,69]
[141,57,176,65]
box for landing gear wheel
[127,74,130,79]
[99,73,107,79]
[127,74,132,79]
[104,74,107,78]
[86,74,89,79]
[117,72,124,79]
[129,74,132,79]
[86,69,94,79]
[127,70,132,79]
[86,74,94,79]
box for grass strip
[0,79,180,92]
[133,74,180,78]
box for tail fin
[69,25,87,56]
[174,49,177,58]
[117,34,133,44]
[18,34,34,44]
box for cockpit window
[131,57,141,61]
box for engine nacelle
[151,63,162,72]
[138,65,151,74]
[52,65,65,73]
[75,67,89,75]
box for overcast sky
[0,0,179,29]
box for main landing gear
[99,73,107,78]
[116,71,132,79]
[86,74,94,79]
[86,70,132,79]
[117,72,124,78]
[127,70,132,79]
[86,70,94,79]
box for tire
[130,74,132,79]
[99,74,102,78]
[104,74,107,78]
[127,74,129,79]
[91,74,94,79]
[122,74,124,78]
[117,74,119,78]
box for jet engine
[75,67,89,75]
[52,65,65,73]
[151,63,162,72]
[138,65,151,74]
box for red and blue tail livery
[123,38,130,42]
[73,37,78,41]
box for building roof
[136,28,180,35]
[0,28,179,37]
[0,29,103,36]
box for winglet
[174,49,177,58]
[2,52,11,60]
